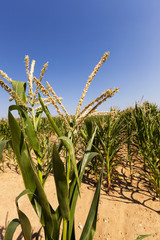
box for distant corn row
[1,101,160,199]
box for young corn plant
[0,119,11,140]
[1,53,119,239]
[81,114,125,191]
[122,108,137,177]
[79,117,101,180]
[0,120,11,170]
[96,114,125,191]
[0,138,9,171]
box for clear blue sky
[0,0,160,118]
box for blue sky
[0,0,160,118]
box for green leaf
[80,129,88,141]
[136,234,152,240]
[52,144,70,220]
[80,166,103,240]
[15,190,35,240]
[51,207,62,240]
[80,152,98,179]
[4,219,20,240]
[8,108,38,194]
[38,94,63,137]
[0,139,8,160]
[9,105,41,157]
[35,109,43,131]
[15,190,32,240]
[12,80,26,104]
[17,210,32,240]
[59,136,80,193]
[8,109,54,239]
[16,189,34,202]
[34,198,43,224]
[68,127,97,240]
[80,127,98,180]
[85,119,93,140]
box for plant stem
[32,106,36,130]
[62,219,67,240]
[67,154,71,188]
[106,148,110,191]
[37,156,43,183]
[62,154,71,239]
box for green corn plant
[143,101,159,117]
[4,94,104,240]
[134,103,160,198]
[126,115,133,175]
[97,114,125,191]
[39,96,105,240]
[134,104,151,164]
[81,114,125,191]
[121,107,137,177]
[0,52,119,239]
[80,118,100,180]
[0,138,9,171]
[0,119,11,140]
[0,120,12,170]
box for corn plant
[121,107,138,177]
[4,103,103,240]
[0,119,11,140]
[134,103,160,198]
[0,120,11,168]
[97,114,125,191]
[0,138,9,171]
[81,114,125,191]
[0,53,119,239]
[79,118,100,180]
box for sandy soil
[1,155,160,240]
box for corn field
[0,54,158,240]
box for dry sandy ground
[1,160,160,240]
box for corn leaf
[9,105,41,157]
[136,234,152,240]
[59,136,80,193]
[34,198,43,223]
[85,119,93,140]
[52,144,70,220]
[38,94,63,137]
[0,139,8,160]
[80,166,103,240]
[51,207,62,240]
[17,209,31,240]
[68,127,97,240]
[8,109,54,239]
[15,190,36,240]
[4,219,20,240]
[12,80,26,104]
[80,129,88,141]
[35,109,43,131]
